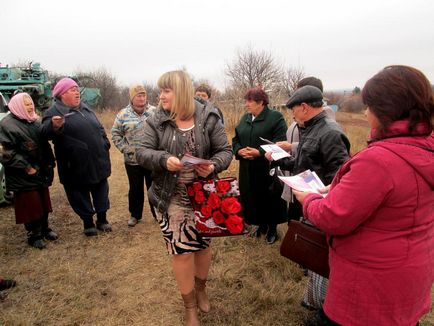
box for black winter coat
[0,113,55,192]
[41,101,111,186]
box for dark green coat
[232,107,288,226]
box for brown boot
[195,277,210,313]
[181,290,199,326]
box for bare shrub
[338,93,365,113]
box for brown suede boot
[195,277,210,313]
[181,290,199,326]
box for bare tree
[225,46,282,94]
[280,66,306,98]
[80,67,122,110]
[143,82,160,106]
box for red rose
[193,182,203,191]
[221,197,242,215]
[208,192,221,210]
[216,180,231,194]
[187,186,195,197]
[225,215,244,234]
[201,204,213,218]
[194,191,206,204]
[212,211,225,225]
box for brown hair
[244,87,269,106]
[297,76,323,92]
[362,65,434,134]
[195,84,212,99]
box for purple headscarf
[52,78,79,98]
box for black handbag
[280,220,330,278]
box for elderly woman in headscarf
[41,78,111,237]
[0,93,57,249]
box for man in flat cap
[266,84,350,317]
[112,84,156,227]
[273,84,350,211]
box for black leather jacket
[275,111,350,185]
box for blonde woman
[136,71,232,326]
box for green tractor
[0,62,101,111]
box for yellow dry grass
[0,110,432,326]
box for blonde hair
[157,70,195,120]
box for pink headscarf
[8,93,39,123]
[52,77,79,98]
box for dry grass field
[0,109,432,326]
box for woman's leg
[172,253,199,326]
[173,253,195,294]
[194,248,212,279]
[194,248,212,313]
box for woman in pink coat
[295,65,434,326]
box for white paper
[278,170,327,197]
[260,144,290,160]
[181,154,213,166]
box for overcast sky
[2,0,434,92]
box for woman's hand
[276,141,292,152]
[238,147,260,160]
[194,164,215,177]
[293,189,312,205]
[52,116,65,130]
[318,185,331,194]
[25,167,37,175]
[166,156,183,172]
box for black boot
[41,214,58,241]
[27,230,46,249]
[82,216,97,236]
[96,212,112,232]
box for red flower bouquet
[187,177,245,237]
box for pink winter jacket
[303,121,434,326]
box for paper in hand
[278,170,327,197]
[181,154,213,167]
[260,144,290,160]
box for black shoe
[43,228,59,241]
[96,222,112,232]
[83,227,98,237]
[266,230,277,244]
[29,239,46,249]
[0,279,17,291]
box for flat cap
[286,85,323,109]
